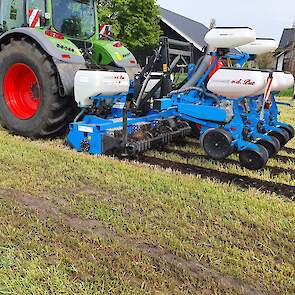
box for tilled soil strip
[137,155,295,200]
[281,147,295,154]
[163,148,295,178]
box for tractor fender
[0,28,86,96]
[0,28,85,64]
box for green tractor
[0,0,139,137]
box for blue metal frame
[67,44,293,168]
[223,53,292,145]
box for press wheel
[257,136,280,158]
[269,129,290,147]
[280,125,294,140]
[239,144,269,170]
[202,128,234,160]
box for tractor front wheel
[0,38,73,138]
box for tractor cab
[51,0,96,41]
[1,0,95,40]
[0,0,139,70]
[0,0,26,32]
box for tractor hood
[92,40,140,69]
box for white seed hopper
[264,72,294,92]
[207,68,267,98]
[285,73,295,89]
[237,38,278,55]
[205,27,256,49]
[74,70,130,107]
[272,72,290,92]
[252,72,294,96]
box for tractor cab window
[0,0,25,31]
[52,0,96,40]
[27,0,45,12]
[26,0,45,26]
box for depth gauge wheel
[269,129,290,147]
[239,144,269,170]
[280,125,294,140]
[257,136,280,158]
[0,38,74,138]
[202,128,234,160]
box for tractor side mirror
[99,24,113,40]
[40,13,47,27]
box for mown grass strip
[0,99,294,294]
[0,193,247,295]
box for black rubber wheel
[280,125,295,140]
[269,129,290,147]
[202,128,234,160]
[0,38,74,138]
[257,136,280,158]
[239,144,269,170]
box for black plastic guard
[53,59,86,96]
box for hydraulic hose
[167,86,220,103]
[180,45,214,90]
[167,86,205,97]
[74,109,87,122]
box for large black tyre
[0,38,74,138]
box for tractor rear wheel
[0,38,74,138]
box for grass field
[0,97,295,294]
[278,87,294,98]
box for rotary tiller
[67,37,198,157]
[67,70,191,156]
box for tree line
[97,0,161,51]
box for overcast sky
[158,0,295,42]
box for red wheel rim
[3,63,41,120]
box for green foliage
[256,52,274,69]
[278,87,294,98]
[97,0,161,50]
